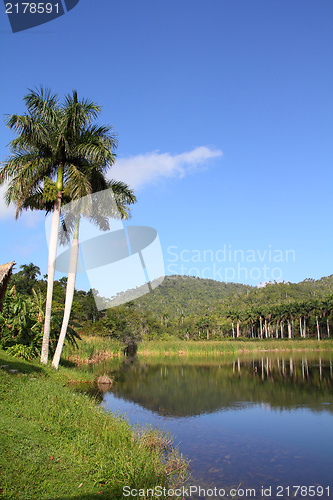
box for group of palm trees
[226,297,333,340]
[0,87,136,368]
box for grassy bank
[62,337,123,366]
[0,351,188,500]
[138,338,333,356]
[59,338,333,367]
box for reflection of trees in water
[234,356,333,385]
[109,354,333,418]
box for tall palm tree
[0,88,117,363]
[321,297,332,339]
[311,299,322,341]
[19,263,41,281]
[51,179,136,369]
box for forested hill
[134,275,249,317]
[223,275,333,313]
[134,274,333,320]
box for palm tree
[51,179,136,369]
[245,307,256,338]
[311,299,322,341]
[321,297,332,339]
[0,88,117,364]
[225,308,236,338]
[19,263,41,281]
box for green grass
[60,337,333,365]
[138,338,333,356]
[0,350,188,500]
[62,337,123,365]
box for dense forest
[1,263,332,360]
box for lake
[100,352,333,499]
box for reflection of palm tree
[1,88,117,363]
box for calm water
[101,353,333,499]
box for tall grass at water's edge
[0,350,189,499]
[60,338,333,367]
[137,338,333,356]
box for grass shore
[62,337,333,367]
[0,350,188,500]
[1,339,332,497]
[138,338,333,356]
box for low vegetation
[0,350,189,499]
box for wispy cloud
[109,146,223,189]
[0,146,222,219]
[0,184,15,220]
[0,183,44,227]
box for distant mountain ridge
[131,274,333,320]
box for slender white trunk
[327,317,330,338]
[232,321,235,338]
[237,320,240,338]
[41,194,61,364]
[316,316,320,341]
[52,223,79,370]
[287,319,292,339]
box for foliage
[0,284,80,359]
[3,265,333,364]
[6,343,35,360]
[0,353,189,498]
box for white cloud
[0,183,44,227]
[0,184,15,220]
[109,146,223,189]
[0,146,223,218]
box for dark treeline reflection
[109,353,333,417]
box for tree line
[1,266,332,361]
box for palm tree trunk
[327,317,330,338]
[41,165,63,364]
[237,320,240,338]
[232,321,235,338]
[40,191,62,364]
[316,316,320,341]
[52,218,79,370]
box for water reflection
[107,353,333,417]
[101,353,333,499]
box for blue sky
[0,0,332,289]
